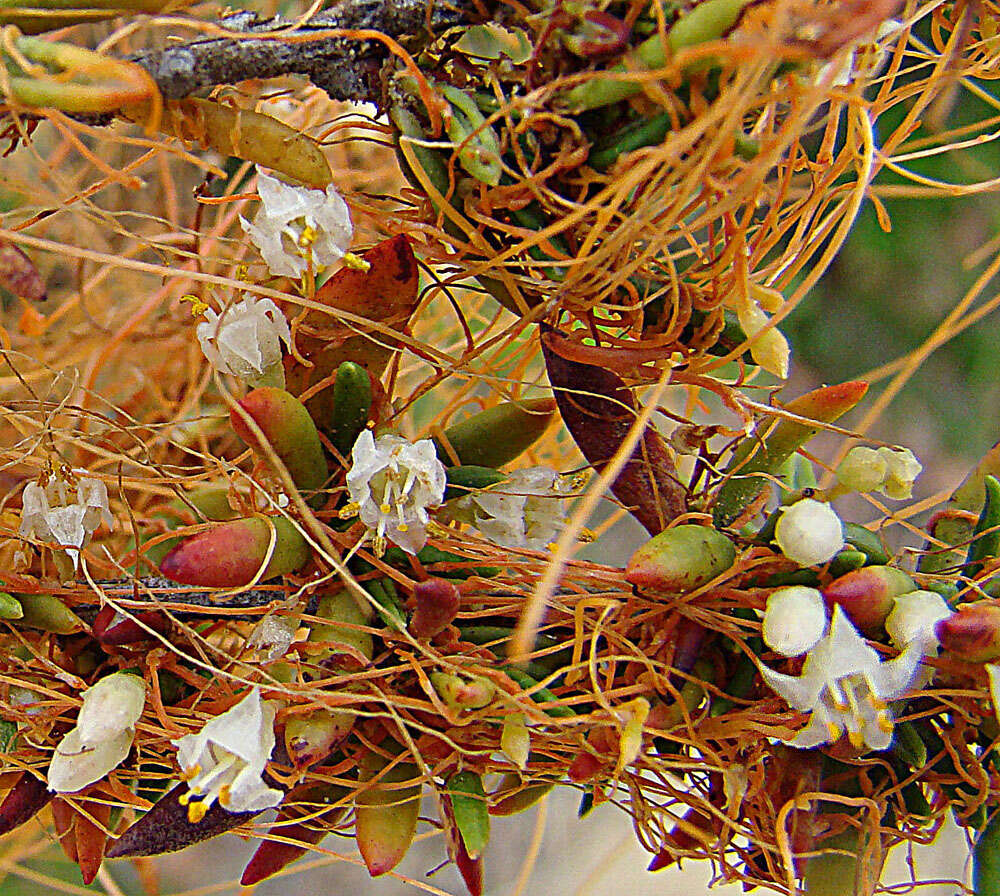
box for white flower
[196,296,292,388]
[885,590,953,688]
[762,586,828,657]
[885,590,953,653]
[173,687,283,822]
[345,431,447,555]
[836,446,921,499]
[761,605,922,751]
[774,498,844,567]
[19,474,113,570]
[47,672,145,793]
[458,467,568,550]
[241,169,353,279]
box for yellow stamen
[187,799,209,824]
[826,721,841,741]
[338,502,360,520]
[298,224,316,248]
[342,252,371,271]
[179,295,210,317]
[847,728,865,749]
[218,784,232,808]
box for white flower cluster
[345,431,447,555]
[241,169,353,279]
[760,586,950,751]
[19,474,113,570]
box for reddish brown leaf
[0,772,51,835]
[241,786,347,885]
[540,325,685,534]
[75,800,111,884]
[284,235,420,430]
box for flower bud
[936,605,1000,662]
[821,566,914,635]
[774,499,844,567]
[284,709,355,769]
[885,591,953,652]
[763,586,827,656]
[430,672,495,711]
[410,578,461,639]
[880,448,922,500]
[625,525,736,592]
[836,447,887,493]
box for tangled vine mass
[2,0,1000,892]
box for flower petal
[48,727,134,793]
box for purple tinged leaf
[0,772,51,835]
[106,781,270,857]
[540,325,685,534]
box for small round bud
[774,499,844,567]
[763,586,827,656]
[879,447,922,500]
[836,446,888,493]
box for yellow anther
[380,503,392,514]
[187,799,209,824]
[579,528,596,543]
[342,252,371,272]
[298,224,317,248]
[338,502,361,520]
[397,522,409,532]
[180,295,210,317]
[235,264,250,282]
[826,721,841,741]
[372,534,386,557]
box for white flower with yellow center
[19,474,113,571]
[47,672,145,793]
[344,431,447,555]
[241,169,354,279]
[196,296,292,388]
[761,604,922,751]
[173,687,283,823]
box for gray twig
[128,0,474,106]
